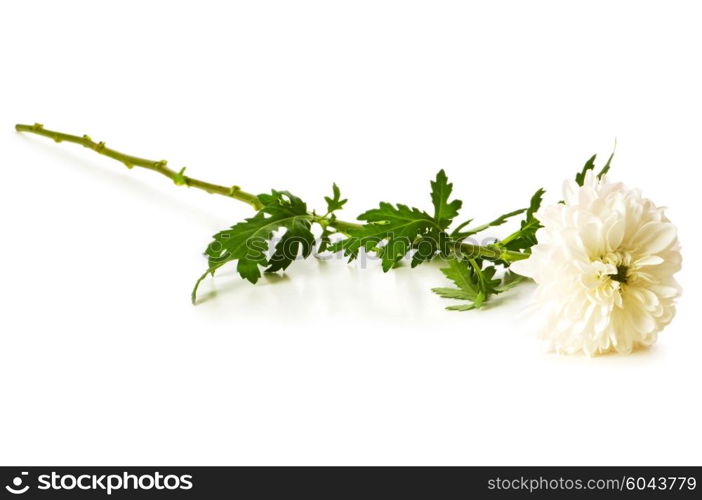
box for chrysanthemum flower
[510,170,682,355]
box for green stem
[16,122,528,263]
[15,123,263,210]
[458,242,529,262]
[310,215,362,234]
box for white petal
[650,284,680,299]
[634,222,678,255]
[606,216,625,251]
[634,255,664,267]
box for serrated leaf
[446,303,478,311]
[266,218,315,272]
[198,190,314,290]
[430,169,463,230]
[575,154,597,186]
[432,258,504,311]
[328,234,361,261]
[497,270,527,292]
[431,287,476,300]
[334,171,459,269]
[440,258,479,294]
[411,229,452,268]
[237,257,263,283]
[597,146,615,180]
[501,187,544,253]
[336,202,439,271]
[449,218,473,235]
[526,187,544,219]
[324,183,347,213]
[576,150,615,185]
[452,208,526,239]
[471,291,487,309]
[410,236,438,268]
[469,261,500,304]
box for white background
[1,1,701,465]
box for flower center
[609,264,629,284]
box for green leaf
[333,170,461,269]
[197,190,314,289]
[432,258,501,311]
[438,258,480,296]
[431,287,475,301]
[575,154,597,186]
[324,183,347,213]
[526,187,545,219]
[449,218,473,236]
[336,203,438,271]
[497,270,527,291]
[452,208,526,239]
[430,169,463,230]
[411,229,452,268]
[470,260,500,301]
[597,146,615,180]
[266,217,315,272]
[432,258,526,311]
[501,187,544,253]
[575,149,615,185]
[446,303,479,311]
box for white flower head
[511,170,681,355]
